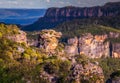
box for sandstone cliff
[112,43,120,58]
[65,37,78,56]
[65,32,120,58]
[45,2,120,19]
[37,29,62,53]
[23,2,120,31]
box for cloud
[59,1,64,4]
[0,0,119,8]
[7,1,19,5]
[46,0,50,3]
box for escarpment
[44,2,120,19]
[65,32,120,58]
[23,2,120,31]
[31,28,120,59]
[1,23,120,83]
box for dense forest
[0,23,120,83]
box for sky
[0,0,120,9]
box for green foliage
[23,53,31,60]
[26,31,39,40]
[1,23,120,83]
[98,58,120,80]
[0,23,48,82]
[23,48,37,59]
[0,23,19,37]
[54,20,120,43]
[74,55,120,82]
[43,57,71,74]
[75,54,89,64]
[0,38,17,60]
[44,61,59,74]
[110,70,120,79]
[0,32,2,38]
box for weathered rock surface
[40,71,57,83]
[39,61,104,83]
[7,30,27,44]
[27,39,38,46]
[69,62,104,83]
[65,37,78,56]
[65,32,120,58]
[79,33,110,58]
[112,43,120,58]
[37,29,62,53]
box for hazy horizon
[0,0,119,9]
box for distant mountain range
[23,2,120,31]
[0,9,46,25]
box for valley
[0,1,120,83]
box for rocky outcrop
[23,2,120,31]
[65,37,78,56]
[65,32,120,58]
[7,30,27,44]
[40,71,57,83]
[78,33,110,58]
[37,29,62,53]
[69,62,104,83]
[27,39,38,46]
[112,43,120,58]
[39,62,104,83]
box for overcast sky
[0,0,120,9]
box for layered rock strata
[65,33,120,58]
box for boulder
[38,29,62,53]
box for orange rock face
[65,32,120,59]
[112,43,120,58]
[95,35,107,42]
[38,29,62,53]
[79,33,110,58]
